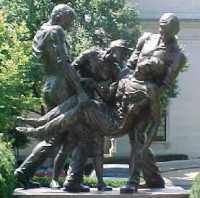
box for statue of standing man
[15,4,89,192]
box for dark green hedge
[33,176,126,188]
[0,140,16,198]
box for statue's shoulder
[84,46,99,53]
[139,32,153,41]
[143,33,161,42]
[136,32,154,47]
[173,38,186,57]
[169,39,187,66]
[37,24,65,39]
[80,47,101,58]
[50,25,65,39]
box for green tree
[1,0,54,36]
[69,0,140,47]
[1,0,140,53]
[0,11,41,146]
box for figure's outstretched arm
[16,103,83,138]
[17,95,78,127]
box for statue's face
[159,24,175,41]
[60,13,74,30]
[159,13,179,41]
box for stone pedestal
[14,186,189,198]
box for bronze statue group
[15,4,186,193]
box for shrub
[190,174,200,198]
[0,139,16,198]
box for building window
[153,111,167,142]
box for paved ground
[163,168,199,190]
[93,159,200,190]
[159,159,200,190]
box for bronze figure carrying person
[53,40,130,191]
[15,4,89,191]
[120,13,186,193]
[17,13,186,193]
[60,40,131,191]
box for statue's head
[94,28,109,47]
[159,13,180,41]
[107,39,132,64]
[50,4,76,30]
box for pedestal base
[14,186,189,198]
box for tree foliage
[1,0,140,53]
[0,11,41,145]
[1,0,54,36]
